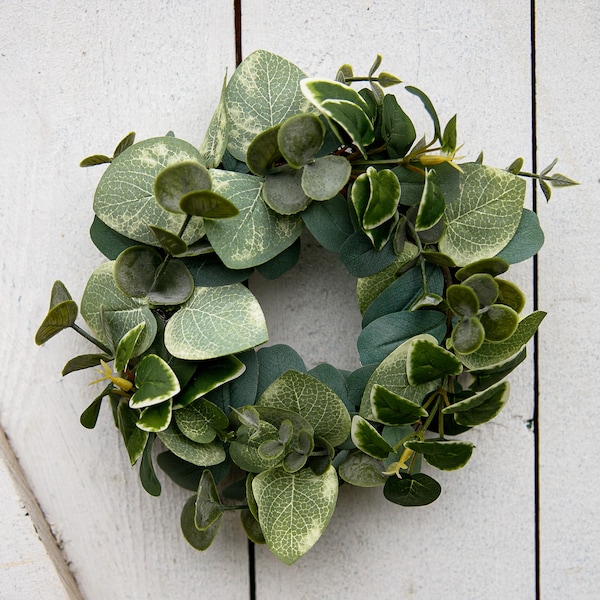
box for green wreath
[35,50,576,565]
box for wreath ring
[36,50,572,564]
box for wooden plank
[243,1,537,597]
[0,2,250,599]
[536,2,600,598]
[0,428,78,600]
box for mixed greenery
[36,50,576,564]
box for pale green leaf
[198,73,229,168]
[163,284,268,360]
[252,466,338,564]
[338,451,386,487]
[205,170,303,269]
[226,50,312,161]
[439,163,526,266]
[257,370,350,447]
[80,262,157,355]
[157,422,226,466]
[93,137,205,246]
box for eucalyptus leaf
[252,466,338,564]
[174,398,229,443]
[90,216,138,260]
[62,353,110,376]
[198,73,229,169]
[195,470,224,531]
[381,94,416,158]
[226,50,311,161]
[179,191,240,219]
[496,208,545,264]
[301,155,351,201]
[180,495,223,551]
[263,166,312,215]
[301,193,354,252]
[148,226,188,256]
[439,163,526,266]
[278,113,324,167]
[257,370,351,447]
[338,451,386,487]
[35,299,78,345]
[205,169,303,269]
[246,125,283,176]
[164,284,268,360]
[94,137,205,246]
[157,422,226,467]
[80,262,157,356]
[383,472,441,506]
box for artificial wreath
[35,50,576,565]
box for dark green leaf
[456,257,509,281]
[451,317,485,355]
[195,470,224,531]
[35,299,78,345]
[179,191,239,219]
[405,85,442,141]
[113,246,162,298]
[301,193,354,252]
[384,472,441,506]
[339,231,397,277]
[80,154,112,167]
[406,337,463,385]
[156,451,203,491]
[139,434,161,496]
[246,125,283,176]
[443,380,510,426]
[446,284,479,318]
[351,416,394,459]
[180,495,223,551]
[256,238,301,279]
[381,94,416,158]
[405,438,474,471]
[496,209,544,264]
[480,304,519,342]
[148,226,188,256]
[90,216,138,260]
[113,132,136,157]
[63,353,111,376]
[278,113,325,168]
[370,385,427,425]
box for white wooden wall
[1,1,597,598]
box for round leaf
[480,304,519,342]
[263,166,312,215]
[462,273,500,307]
[94,137,205,246]
[451,317,485,355]
[301,155,351,201]
[179,191,239,219]
[278,113,324,167]
[383,473,441,506]
[114,246,162,298]
[246,125,283,176]
[154,160,212,213]
[164,284,268,360]
[446,284,479,318]
[147,260,195,306]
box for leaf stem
[70,323,113,355]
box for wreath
[35,50,576,565]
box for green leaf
[301,193,354,252]
[362,264,443,327]
[241,509,266,544]
[358,311,446,365]
[163,284,268,360]
[113,246,162,298]
[352,167,400,230]
[80,389,108,430]
[80,154,111,167]
[80,262,157,355]
[455,257,509,281]
[94,137,205,246]
[90,216,138,260]
[139,434,162,496]
[383,472,441,506]
[175,354,246,408]
[147,260,195,306]
[252,466,338,564]
[381,94,416,158]
[506,157,524,175]
[446,284,480,317]
[148,226,188,256]
[262,166,311,215]
[339,231,398,277]
[480,304,519,342]
[301,155,351,201]
[246,125,283,176]
[137,400,173,433]
[278,113,325,168]
[180,495,223,551]
[255,238,301,280]
[62,353,110,376]
[156,451,203,491]
[117,400,149,465]
[405,439,474,471]
[441,114,457,153]
[157,422,226,466]
[300,79,374,144]
[179,191,240,219]
[130,354,180,409]
[355,242,419,313]
[338,451,386,487]
[351,416,394,459]
[457,311,546,369]
[467,349,526,392]
[114,322,146,372]
[496,208,545,264]
[462,273,499,308]
[256,344,306,398]
[226,50,311,161]
[154,160,212,214]
[406,337,462,385]
[443,380,510,426]
[257,370,351,447]
[174,398,229,443]
[198,74,229,169]
[451,317,485,354]
[113,132,136,158]
[370,385,427,426]
[360,335,441,420]
[439,163,526,266]
[405,86,442,141]
[195,470,224,531]
[415,169,445,231]
[205,169,303,269]
[496,279,526,313]
[35,299,78,345]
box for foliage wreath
[35,50,576,565]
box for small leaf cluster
[36,50,576,564]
